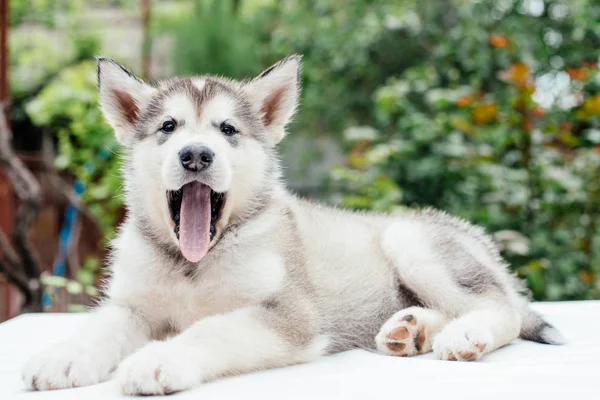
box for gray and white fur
[22,56,563,395]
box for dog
[22,55,563,395]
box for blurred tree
[0,0,44,312]
[11,0,600,303]
[323,0,600,300]
[164,0,262,78]
[7,0,131,310]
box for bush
[327,0,600,300]
[26,60,122,239]
[161,0,262,78]
[17,0,600,301]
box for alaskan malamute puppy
[23,56,562,395]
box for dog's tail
[519,309,565,345]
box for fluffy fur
[22,56,563,395]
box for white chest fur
[107,224,287,333]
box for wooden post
[0,0,13,321]
[0,0,43,314]
[141,0,151,80]
[0,0,8,107]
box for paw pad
[388,326,410,340]
[387,342,406,352]
[446,347,484,361]
[377,314,427,356]
[416,326,426,351]
[434,327,490,362]
[458,351,475,360]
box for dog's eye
[220,122,237,136]
[161,120,177,133]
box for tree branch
[47,172,94,222]
[0,258,31,305]
[0,229,20,266]
[0,104,43,311]
[12,57,86,107]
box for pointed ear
[97,57,154,144]
[244,55,302,144]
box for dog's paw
[433,320,491,361]
[22,341,117,391]
[118,340,203,395]
[376,307,447,356]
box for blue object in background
[42,180,85,310]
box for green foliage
[322,0,600,300]
[24,56,121,293]
[10,0,131,26]
[42,275,99,297]
[41,274,99,312]
[14,0,600,302]
[9,30,71,98]
[10,0,80,27]
[163,0,262,78]
[259,0,409,134]
[26,60,123,239]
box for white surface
[1,302,599,399]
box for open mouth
[167,182,226,263]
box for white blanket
[1,301,599,399]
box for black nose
[179,146,214,172]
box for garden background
[0,0,599,320]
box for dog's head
[97,56,301,262]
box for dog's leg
[375,306,448,356]
[118,304,325,396]
[380,219,524,361]
[22,304,150,390]
[433,304,521,361]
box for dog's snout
[179,146,214,172]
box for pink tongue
[179,181,211,263]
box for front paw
[433,321,492,361]
[118,341,203,395]
[22,341,117,390]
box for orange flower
[532,107,545,118]
[580,271,595,284]
[456,95,474,108]
[472,102,497,124]
[489,35,509,48]
[521,119,533,132]
[499,63,531,88]
[567,68,587,81]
